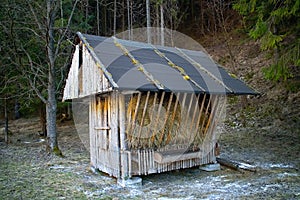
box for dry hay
[126,92,210,149]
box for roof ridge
[112,36,165,90]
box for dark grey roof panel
[218,67,258,95]
[80,33,258,95]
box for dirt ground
[0,99,299,200]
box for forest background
[0,0,299,153]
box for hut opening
[63,32,258,180]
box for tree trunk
[85,0,89,34]
[127,0,131,39]
[113,0,117,35]
[14,101,20,119]
[46,0,61,155]
[155,4,159,44]
[40,102,47,137]
[96,0,100,35]
[122,0,125,34]
[146,0,151,43]
[4,97,8,144]
[160,3,164,46]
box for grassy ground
[0,115,299,199]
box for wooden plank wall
[90,92,124,178]
[63,44,112,101]
[81,45,111,97]
[63,45,79,101]
[90,92,225,178]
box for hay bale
[126,92,210,150]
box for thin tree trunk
[130,0,133,39]
[97,0,100,35]
[46,0,60,155]
[14,101,20,120]
[113,0,117,35]
[127,0,131,39]
[156,4,159,44]
[122,0,125,34]
[40,102,47,137]
[104,0,107,35]
[160,3,164,46]
[4,97,8,144]
[85,0,89,34]
[146,0,151,43]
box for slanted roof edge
[77,32,119,89]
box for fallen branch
[217,157,257,172]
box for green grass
[0,161,87,200]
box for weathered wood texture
[89,93,120,177]
[89,91,224,178]
[63,44,111,101]
[63,45,79,100]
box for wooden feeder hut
[63,32,257,180]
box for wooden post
[89,95,96,167]
[110,91,120,177]
[119,92,128,178]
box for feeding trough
[63,32,257,181]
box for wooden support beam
[217,157,257,172]
[94,126,111,130]
[154,150,202,164]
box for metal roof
[78,32,258,95]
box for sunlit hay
[126,92,179,149]
[126,92,211,150]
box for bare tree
[23,0,79,154]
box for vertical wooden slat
[190,94,200,130]
[146,92,158,147]
[183,93,194,143]
[127,92,141,148]
[194,94,207,141]
[199,95,211,137]
[103,96,108,150]
[137,91,150,147]
[138,150,141,175]
[158,92,173,144]
[204,95,219,136]
[89,96,96,167]
[166,92,180,144]
[151,91,165,144]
